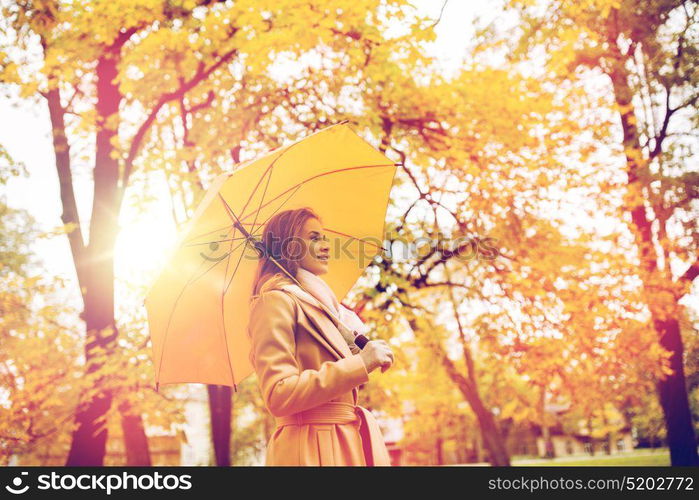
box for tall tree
[337,4,675,463]
[498,0,699,466]
[1,0,437,464]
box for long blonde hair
[250,206,322,298]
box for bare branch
[680,255,699,282]
[117,42,239,209]
[44,81,87,299]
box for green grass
[512,448,671,466]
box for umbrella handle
[354,333,370,349]
[354,333,391,372]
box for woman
[247,206,395,466]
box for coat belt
[275,401,360,427]
[275,401,392,466]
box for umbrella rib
[156,223,262,385]
[217,158,274,301]
[214,132,315,386]
[155,224,239,386]
[218,208,245,388]
[237,163,398,223]
[156,226,268,386]
[156,225,264,388]
[207,181,303,386]
[183,235,250,247]
[181,222,262,247]
[217,127,317,294]
[242,182,304,249]
[180,157,280,248]
[188,232,256,285]
[214,142,283,388]
[232,128,319,247]
[221,181,304,297]
[183,156,280,288]
[322,227,387,252]
[221,175,276,296]
[183,162,395,246]
[189,183,302,254]
[233,163,397,252]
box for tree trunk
[208,384,232,466]
[65,52,121,466]
[64,51,150,465]
[540,389,555,458]
[601,411,612,456]
[65,272,117,464]
[654,316,698,465]
[42,56,112,465]
[471,400,511,466]
[475,432,484,463]
[119,401,152,466]
[587,418,595,456]
[120,416,151,466]
[407,318,510,465]
[542,425,555,459]
[608,51,699,467]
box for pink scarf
[295,267,369,351]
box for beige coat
[247,273,391,466]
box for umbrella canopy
[144,122,399,390]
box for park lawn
[512,449,670,466]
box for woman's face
[297,217,330,276]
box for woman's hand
[359,339,394,374]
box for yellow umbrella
[144,122,399,391]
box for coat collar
[256,273,353,361]
[277,282,354,361]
